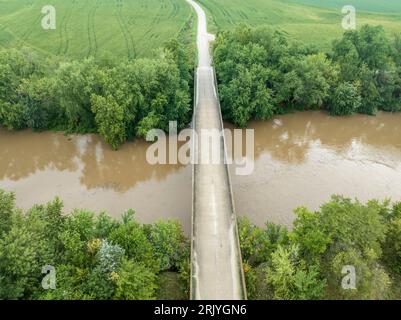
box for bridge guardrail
[190,67,198,299]
[211,66,248,300]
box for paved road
[186,0,246,300]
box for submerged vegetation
[214,24,401,127]
[0,39,194,149]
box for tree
[328,248,391,300]
[318,196,386,259]
[18,76,62,130]
[109,217,158,271]
[112,259,157,300]
[328,82,361,116]
[266,245,326,300]
[382,216,401,275]
[163,38,194,84]
[94,212,119,239]
[0,189,16,237]
[0,101,27,130]
[331,25,398,114]
[238,217,272,266]
[220,64,274,127]
[291,207,331,263]
[288,53,337,109]
[0,188,191,300]
[292,196,389,299]
[0,212,55,299]
[81,240,125,300]
[59,210,95,267]
[144,220,188,271]
[95,240,125,273]
[91,94,127,150]
[56,58,102,131]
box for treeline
[0,189,189,300]
[214,24,401,127]
[0,40,194,149]
[239,196,401,300]
[1,189,400,300]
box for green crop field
[288,0,401,13]
[0,0,193,58]
[0,0,400,58]
[199,0,401,49]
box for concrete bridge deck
[186,0,247,300]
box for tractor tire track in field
[58,0,75,55]
[115,0,136,59]
[123,2,137,58]
[170,1,179,18]
[136,0,165,44]
[19,1,40,43]
[87,0,101,57]
[21,15,41,43]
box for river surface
[1,111,401,231]
[0,129,192,231]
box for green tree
[266,245,326,300]
[0,212,55,299]
[59,210,95,267]
[56,58,102,131]
[220,64,274,127]
[0,189,15,237]
[288,53,337,109]
[91,94,127,150]
[238,217,272,265]
[0,101,27,130]
[113,259,157,300]
[328,82,361,116]
[144,220,188,271]
[382,216,401,275]
[109,215,158,271]
[18,76,62,130]
[291,207,331,263]
[329,248,391,300]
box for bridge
[186,0,247,300]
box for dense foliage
[1,188,400,300]
[214,24,401,126]
[0,189,189,300]
[0,39,194,149]
[239,196,401,300]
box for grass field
[0,0,194,58]
[199,0,401,49]
[0,1,400,58]
[288,0,401,13]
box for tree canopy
[214,24,401,127]
[0,189,189,300]
[0,40,194,149]
[239,196,401,300]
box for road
[185,0,247,300]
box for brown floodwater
[230,111,401,227]
[1,111,401,232]
[0,129,192,232]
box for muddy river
[1,111,401,232]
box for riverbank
[1,110,401,232]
